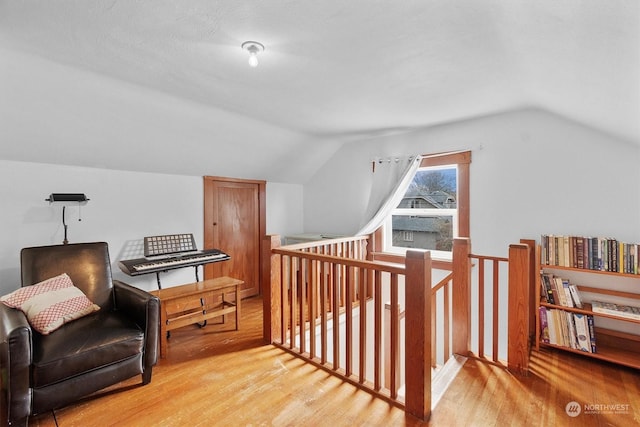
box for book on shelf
[561,278,574,308]
[539,308,596,353]
[554,277,568,306]
[540,273,556,305]
[558,310,569,348]
[587,315,597,353]
[568,284,583,308]
[566,311,578,350]
[591,301,640,320]
[573,313,593,353]
[546,308,558,345]
[541,234,639,274]
[540,273,582,308]
[539,306,550,343]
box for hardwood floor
[29,296,640,427]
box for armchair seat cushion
[32,310,144,388]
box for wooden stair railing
[262,235,532,422]
[452,237,531,374]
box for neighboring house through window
[372,150,470,266]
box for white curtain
[356,155,422,236]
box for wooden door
[203,176,265,299]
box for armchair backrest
[21,242,114,310]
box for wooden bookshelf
[534,244,640,370]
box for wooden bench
[150,276,243,358]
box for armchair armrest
[0,304,33,426]
[113,280,160,374]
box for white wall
[0,160,303,295]
[304,108,640,257]
[265,182,304,238]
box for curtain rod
[370,155,417,172]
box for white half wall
[0,160,303,295]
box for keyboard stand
[156,265,208,329]
[154,263,200,290]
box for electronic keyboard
[118,234,230,279]
[118,248,230,276]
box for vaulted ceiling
[0,1,638,182]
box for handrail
[280,235,369,252]
[432,272,453,293]
[273,247,405,275]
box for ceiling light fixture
[241,41,264,68]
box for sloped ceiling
[0,1,638,182]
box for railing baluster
[332,262,340,371]
[345,266,353,377]
[340,263,346,308]
[444,282,450,362]
[320,260,328,364]
[374,270,382,391]
[492,259,499,363]
[309,258,316,359]
[358,266,367,383]
[281,255,288,346]
[390,273,399,399]
[299,258,306,355]
[478,259,485,358]
[290,256,297,350]
[431,291,437,369]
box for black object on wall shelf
[45,193,90,244]
[45,193,90,203]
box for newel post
[507,243,531,375]
[405,250,432,422]
[263,235,282,344]
[520,239,538,341]
[452,238,471,356]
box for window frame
[370,150,471,269]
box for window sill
[370,252,453,271]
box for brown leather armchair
[0,242,160,426]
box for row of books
[541,273,640,320]
[541,234,639,274]
[540,273,583,308]
[539,307,596,353]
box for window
[402,231,414,242]
[374,151,470,263]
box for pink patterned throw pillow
[0,273,100,335]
